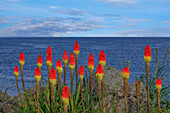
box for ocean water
[0,37,170,97]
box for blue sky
[0,0,170,37]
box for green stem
[89,71,94,112]
[146,62,150,113]
[71,69,74,113]
[98,80,102,113]
[15,76,23,104]
[64,64,66,85]
[21,65,26,92]
[64,104,68,113]
[76,56,78,93]
[58,73,62,112]
[80,80,85,113]
[48,66,52,107]
[51,84,56,113]
[124,79,128,113]
[101,80,104,113]
[36,81,40,113]
[157,89,161,113]
[163,50,168,71]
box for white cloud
[96,0,139,6]
[50,6,58,9]
[159,21,170,24]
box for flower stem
[146,62,150,113]
[48,66,52,106]
[98,80,102,113]
[64,104,68,113]
[15,76,23,104]
[101,80,104,113]
[89,71,94,112]
[136,81,140,113]
[157,89,161,113]
[80,80,85,113]
[64,63,66,85]
[75,56,78,93]
[51,84,56,113]
[124,79,128,113]
[71,69,74,113]
[21,65,26,92]
[36,81,40,113]
[58,73,62,112]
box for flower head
[47,46,52,57]
[88,53,94,72]
[14,66,19,77]
[56,60,63,74]
[122,67,130,80]
[79,65,85,81]
[144,44,151,63]
[155,78,162,90]
[99,50,106,68]
[37,55,42,68]
[68,52,75,70]
[19,52,25,65]
[46,55,52,67]
[62,86,69,106]
[62,50,68,64]
[96,64,104,81]
[34,68,41,82]
[73,41,80,56]
[49,68,56,85]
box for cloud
[53,8,85,16]
[159,21,170,24]
[0,17,117,37]
[0,17,13,24]
[50,6,58,9]
[96,0,139,6]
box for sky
[0,0,170,37]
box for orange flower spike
[79,65,85,81]
[62,50,68,64]
[37,55,42,69]
[68,52,75,70]
[155,78,162,90]
[122,67,130,80]
[88,53,94,72]
[144,44,151,63]
[62,86,69,106]
[56,60,63,74]
[19,52,25,66]
[47,46,52,57]
[49,68,56,86]
[96,64,104,81]
[46,55,52,67]
[73,41,80,56]
[99,50,106,68]
[34,68,41,82]
[14,66,19,77]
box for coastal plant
[49,68,57,113]
[79,65,85,113]
[144,44,151,113]
[46,46,52,106]
[73,41,80,93]
[99,50,106,112]
[62,86,69,113]
[136,80,140,113]
[155,78,162,113]
[56,60,63,111]
[122,66,130,113]
[68,52,75,113]
[62,50,68,85]
[34,68,41,113]
[96,64,104,113]
[87,53,94,112]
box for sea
[0,37,169,98]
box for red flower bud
[37,55,42,68]
[69,52,75,69]
[79,65,85,81]
[144,44,151,63]
[88,53,94,66]
[122,67,130,80]
[34,68,41,82]
[56,60,63,74]
[47,46,52,56]
[155,78,162,89]
[73,41,80,56]
[62,50,68,64]
[46,55,52,66]
[96,64,104,81]
[62,86,69,99]
[49,68,56,80]
[19,52,25,65]
[99,50,106,68]
[14,66,19,76]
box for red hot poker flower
[46,55,52,67]
[19,52,25,65]
[62,86,69,105]
[79,65,85,81]
[62,50,68,64]
[34,68,41,82]
[88,53,94,72]
[68,52,75,70]
[144,44,151,63]
[155,78,162,90]
[122,67,130,80]
[14,66,19,77]
[73,41,80,56]
[49,68,56,85]
[96,64,104,81]
[99,50,106,68]
[47,46,52,57]
[37,55,42,68]
[56,60,63,74]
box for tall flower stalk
[87,53,94,112]
[73,41,80,92]
[14,66,23,104]
[79,65,85,113]
[62,50,68,85]
[99,50,106,113]
[144,44,151,113]
[19,52,26,92]
[96,64,104,113]
[122,66,130,113]
[62,86,69,113]
[68,52,75,113]
[34,68,41,113]
[46,46,52,105]
[37,55,43,93]
[56,60,63,111]
[49,68,56,113]
[136,80,140,113]
[155,78,162,113]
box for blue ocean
[0,37,170,97]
